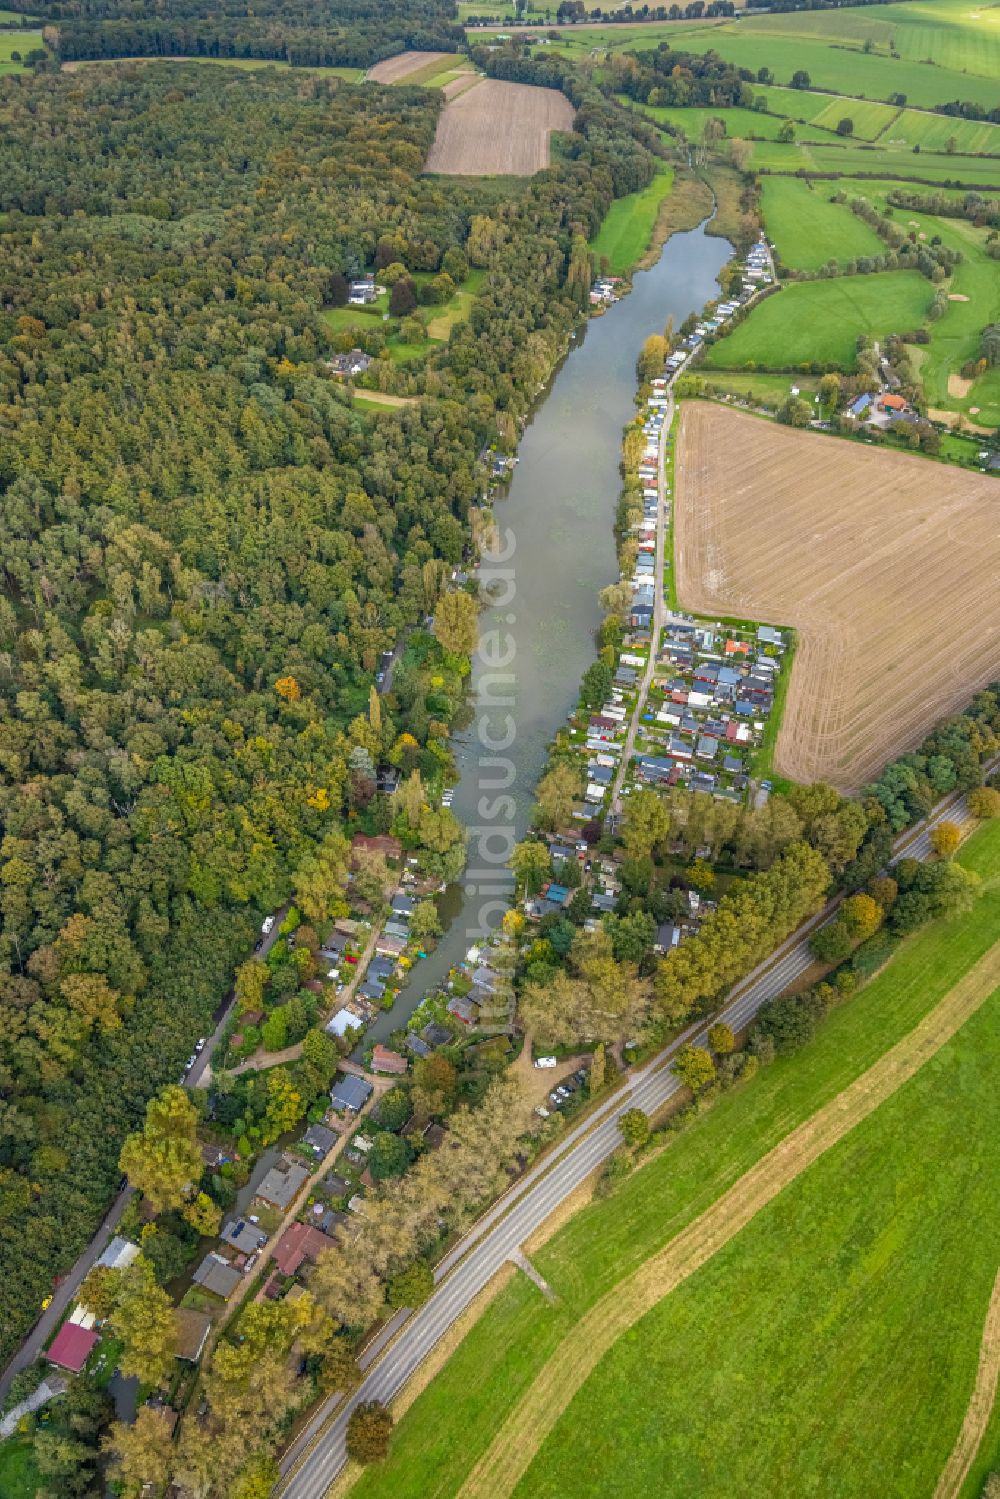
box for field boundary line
[933,1266,1000,1499]
[456,940,1000,1499]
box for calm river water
[362,217,732,1048]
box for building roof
[174,1308,212,1363]
[192,1253,242,1301]
[326,1007,364,1039]
[255,1159,310,1211]
[879,392,908,410]
[220,1218,268,1255]
[330,1074,373,1113]
[47,1322,98,1373]
[304,1123,338,1156]
[272,1222,336,1276]
[96,1235,141,1273]
[371,1044,408,1075]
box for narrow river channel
[362,215,732,1049]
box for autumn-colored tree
[968,786,1000,819]
[622,787,670,860]
[511,838,552,894]
[79,1265,119,1322]
[686,857,716,893]
[183,1191,222,1238]
[618,1107,650,1148]
[707,1022,735,1056]
[840,893,883,941]
[292,829,350,923]
[673,1045,717,1094]
[119,1084,202,1213]
[108,1255,176,1386]
[930,821,961,859]
[432,588,479,659]
[387,1258,434,1309]
[235,956,269,1014]
[347,1401,394,1463]
[535,762,583,832]
[275,675,301,701]
[588,1042,606,1094]
[262,1067,304,1144]
[102,1406,176,1498]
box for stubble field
[365,50,454,83]
[425,79,575,175]
[675,404,1000,790]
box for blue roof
[849,393,872,415]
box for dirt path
[353,390,419,408]
[457,940,1000,1499]
[933,1266,1000,1499]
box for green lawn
[749,138,1000,188]
[0,28,40,67]
[518,976,1000,1499]
[760,176,885,270]
[692,370,821,408]
[321,270,484,362]
[0,1434,41,1499]
[630,100,833,144]
[883,107,1000,156]
[805,96,901,142]
[701,271,932,371]
[349,820,1000,1499]
[589,168,674,276]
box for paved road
[0,908,286,1404]
[278,771,994,1498]
[610,380,672,806]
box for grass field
[589,168,673,275]
[0,28,40,68]
[512,954,1000,1499]
[676,405,1000,788]
[0,1434,40,1499]
[631,100,834,143]
[321,271,484,362]
[749,138,1000,188]
[882,107,1000,156]
[701,271,932,371]
[694,369,821,408]
[760,176,885,270]
[348,819,1000,1499]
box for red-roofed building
[47,1323,98,1373]
[272,1222,336,1277]
[371,1044,407,1075]
[878,393,908,413]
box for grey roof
[330,1074,373,1113]
[255,1159,310,1210]
[304,1124,338,1155]
[405,1032,431,1057]
[220,1218,267,1254]
[193,1254,241,1300]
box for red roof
[273,1222,334,1277]
[47,1323,98,1373]
[879,393,907,411]
[371,1044,407,1075]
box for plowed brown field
[365,50,452,84]
[675,405,1000,789]
[425,79,575,175]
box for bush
[618,1108,650,1148]
[346,1401,393,1462]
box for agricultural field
[61,55,363,78]
[760,177,885,270]
[749,138,1000,188]
[632,100,835,143]
[700,271,932,372]
[751,88,900,142]
[669,4,1000,110]
[675,404,1000,789]
[589,167,673,275]
[882,107,1000,156]
[365,50,457,84]
[425,78,574,175]
[347,820,1000,1499]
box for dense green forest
[32,0,464,66]
[0,60,658,1363]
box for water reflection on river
[362,218,732,1048]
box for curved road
[278,769,995,1498]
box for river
[361,215,732,1049]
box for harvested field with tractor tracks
[425,79,575,175]
[365,50,454,84]
[675,404,1000,790]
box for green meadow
[349,821,1000,1499]
[589,167,674,275]
[760,176,885,270]
[700,272,933,371]
[749,138,1000,187]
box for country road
[277,766,996,1499]
[609,374,671,808]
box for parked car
[533,1055,558,1070]
[261,915,275,936]
[195,1037,206,1052]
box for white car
[261,915,275,936]
[195,1038,205,1052]
[533,1056,558,1070]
